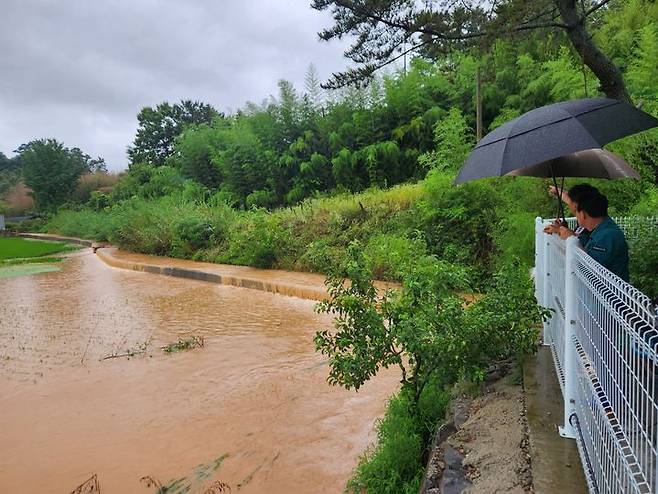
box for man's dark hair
[568,183,599,205]
[576,190,608,218]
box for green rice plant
[0,237,75,260]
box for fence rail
[534,216,658,494]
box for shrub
[348,393,424,494]
[73,172,120,204]
[216,210,284,268]
[492,211,537,267]
[628,225,658,299]
[417,170,502,282]
[347,386,450,494]
[173,217,215,255]
[363,233,427,281]
[48,209,112,240]
[108,197,176,254]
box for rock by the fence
[440,446,472,494]
[420,422,457,492]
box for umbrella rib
[476,115,573,148]
[475,100,622,149]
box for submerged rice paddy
[0,236,77,278]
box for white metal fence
[535,216,658,494]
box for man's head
[568,183,599,206]
[575,190,608,229]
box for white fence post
[541,219,552,346]
[534,217,549,345]
[559,235,578,439]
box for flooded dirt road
[0,250,399,493]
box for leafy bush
[295,239,344,273]
[417,170,502,281]
[363,233,426,281]
[215,210,284,268]
[73,172,120,204]
[48,209,113,241]
[492,211,537,267]
[628,226,658,299]
[347,393,425,494]
[173,217,215,255]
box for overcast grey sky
[0,0,350,171]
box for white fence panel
[535,216,658,494]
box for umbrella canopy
[455,97,658,184]
[506,149,641,180]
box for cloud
[0,0,350,171]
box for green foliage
[215,210,283,268]
[173,217,215,255]
[626,24,658,101]
[460,262,545,376]
[348,385,450,494]
[0,237,75,260]
[628,225,658,299]
[173,124,222,188]
[19,139,89,211]
[347,389,448,494]
[418,170,502,280]
[419,108,474,172]
[319,245,543,493]
[47,209,114,241]
[129,100,220,166]
[0,151,22,198]
[363,234,426,281]
[492,211,537,267]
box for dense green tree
[303,63,324,111]
[19,139,89,211]
[0,151,22,197]
[128,100,221,166]
[173,124,223,189]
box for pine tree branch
[582,0,615,19]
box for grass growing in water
[0,237,76,260]
[0,263,61,279]
[161,336,205,353]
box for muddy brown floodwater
[0,250,399,493]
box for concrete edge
[11,232,329,302]
[16,232,96,247]
[95,249,329,302]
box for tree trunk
[554,0,631,102]
[476,66,483,141]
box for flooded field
[0,249,399,493]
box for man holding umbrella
[543,183,599,246]
[455,97,657,279]
[546,187,630,282]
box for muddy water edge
[0,249,399,493]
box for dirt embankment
[422,375,533,494]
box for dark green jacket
[583,217,629,282]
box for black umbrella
[508,149,641,221]
[455,97,658,221]
[507,149,641,179]
[455,97,658,184]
